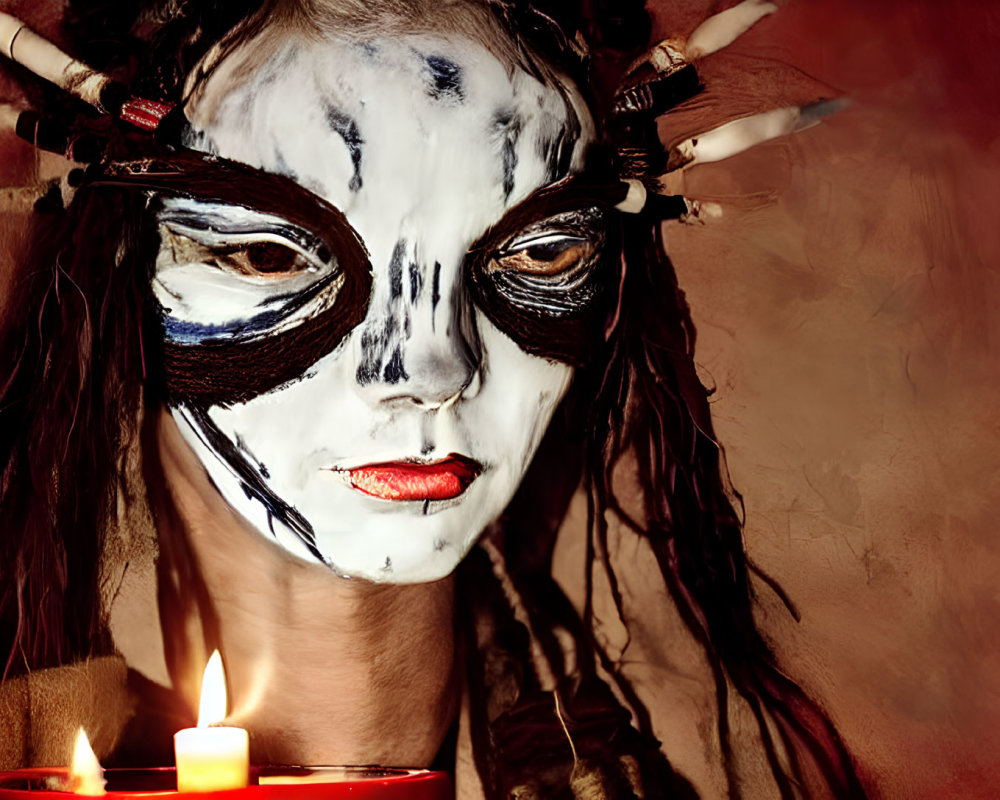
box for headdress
[0,1,839,220]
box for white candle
[174,651,249,793]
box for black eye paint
[94,152,373,406]
[466,178,624,366]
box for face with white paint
[151,21,611,582]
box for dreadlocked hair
[455,211,869,799]
[591,214,868,799]
[449,3,867,797]
[0,183,158,676]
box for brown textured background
[652,1,1000,797]
[2,1,999,797]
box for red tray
[0,766,452,800]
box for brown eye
[216,241,315,277]
[160,226,328,279]
[495,238,595,277]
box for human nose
[351,251,481,409]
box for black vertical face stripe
[353,234,470,391]
[95,153,373,407]
[431,261,442,331]
[324,104,365,191]
[431,262,442,308]
[388,239,406,300]
[383,346,409,384]
[408,259,423,303]
[355,238,413,385]
[493,111,523,201]
[538,85,582,185]
[555,88,582,179]
[356,315,399,385]
[540,126,567,184]
[423,54,465,102]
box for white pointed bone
[624,38,686,77]
[668,99,847,170]
[0,184,52,212]
[0,12,21,60]
[645,39,686,73]
[0,12,109,110]
[681,199,724,223]
[0,102,19,133]
[625,1,776,88]
[615,179,648,214]
[686,0,778,60]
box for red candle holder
[0,767,451,800]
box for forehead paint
[492,110,522,202]
[466,177,624,365]
[324,106,364,192]
[422,54,465,102]
[96,153,373,406]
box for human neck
[151,409,459,766]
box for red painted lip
[345,454,483,502]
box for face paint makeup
[154,29,602,582]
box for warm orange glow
[197,650,227,727]
[68,728,106,796]
[174,650,249,793]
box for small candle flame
[68,727,106,796]
[197,650,228,728]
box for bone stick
[668,100,847,170]
[686,0,778,60]
[614,179,647,214]
[0,12,110,110]
[0,101,19,133]
[0,184,55,213]
[682,200,724,223]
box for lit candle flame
[175,650,249,793]
[68,727,106,796]
[197,650,227,728]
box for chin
[301,474,508,583]
[178,405,525,583]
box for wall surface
[654,1,1000,797]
